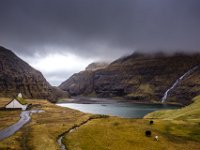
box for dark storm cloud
[0,0,200,58]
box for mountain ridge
[60,52,200,105]
[0,46,68,102]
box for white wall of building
[5,99,27,110]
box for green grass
[16,97,27,105]
[0,98,21,130]
[64,118,200,150]
[0,99,91,150]
[63,95,200,150]
[145,95,200,121]
[1,96,200,149]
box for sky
[0,0,200,85]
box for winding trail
[0,111,31,141]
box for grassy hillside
[144,95,200,121]
[63,96,200,150]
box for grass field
[145,95,200,121]
[0,97,200,150]
[63,96,200,150]
[0,98,91,149]
[0,98,21,131]
[64,118,200,150]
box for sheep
[150,120,154,125]
[145,130,151,137]
[154,135,159,141]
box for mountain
[85,62,109,71]
[59,62,109,96]
[59,52,200,105]
[59,70,94,96]
[0,46,68,102]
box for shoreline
[57,97,183,106]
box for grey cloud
[0,0,200,59]
[42,70,76,86]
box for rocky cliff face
[167,68,200,105]
[59,62,109,96]
[94,53,200,104]
[59,71,95,96]
[0,46,68,102]
[60,52,200,105]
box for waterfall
[161,66,199,103]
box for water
[0,111,30,141]
[57,103,180,118]
[161,66,199,103]
[57,136,66,150]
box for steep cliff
[60,52,200,105]
[59,71,95,96]
[59,62,108,96]
[167,68,200,105]
[94,53,200,104]
[0,46,68,102]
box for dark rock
[85,62,109,71]
[59,71,95,96]
[0,46,68,102]
[59,52,200,105]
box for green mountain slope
[145,95,200,121]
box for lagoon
[57,103,180,118]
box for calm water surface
[57,103,180,118]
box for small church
[5,93,29,110]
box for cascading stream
[161,66,199,103]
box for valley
[1,1,200,149]
[0,47,200,149]
[0,97,200,150]
[60,53,200,106]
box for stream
[0,111,30,141]
[57,116,104,150]
[0,109,44,141]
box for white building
[5,99,28,110]
[18,93,22,98]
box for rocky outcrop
[0,46,68,102]
[85,62,109,71]
[59,62,109,96]
[166,68,200,105]
[60,52,200,105]
[94,53,200,104]
[59,71,95,96]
